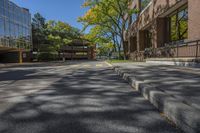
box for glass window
[14,24,18,39]
[10,22,15,36]
[170,7,188,41]
[19,25,23,37]
[141,0,151,11]
[0,17,4,37]
[23,27,26,39]
[25,28,28,40]
[0,7,4,16]
[0,0,31,48]
[4,0,9,18]
[5,19,9,37]
[9,2,14,12]
[0,0,4,8]
[132,14,137,23]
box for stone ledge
[146,58,200,67]
[146,58,200,62]
[114,66,200,133]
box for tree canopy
[32,13,82,53]
[78,0,138,59]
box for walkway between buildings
[111,62,200,133]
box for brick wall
[127,0,200,60]
[188,0,200,40]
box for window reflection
[141,0,151,11]
[0,0,31,49]
[169,7,188,41]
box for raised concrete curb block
[113,66,200,133]
[146,58,200,68]
[0,63,19,69]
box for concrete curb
[0,63,39,69]
[113,66,200,133]
[0,63,21,69]
[0,62,66,69]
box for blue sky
[11,0,87,30]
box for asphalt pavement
[0,61,182,133]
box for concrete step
[146,58,200,68]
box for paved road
[0,61,182,133]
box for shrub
[38,52,59,61]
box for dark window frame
[140,0,152,11]
[168,5,188,43]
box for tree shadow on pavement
[0,68,182,133]
[116,65,200,110]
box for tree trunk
[121,36,127,60]
[58,51,61,61]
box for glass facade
[0,0,31,50]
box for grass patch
[107,59,133,63]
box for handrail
[164,39,200,47]
[144,39,200,59]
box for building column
[19,50,23,63]
[136,31,140,51]
[87,48,91,60]
[129,36,137,52]
[123,41,129,58]
[138,30,145,51]
[127,34,132,57]
[155,18,169,48]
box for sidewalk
[0,62,69,69]
[111,62,200,133]
[0,63,21,68]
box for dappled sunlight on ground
[113,63,200,110]
[0,61,181,133]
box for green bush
[38,52,59,61]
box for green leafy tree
[78,0,139,59]
[32,13,83,61]
[32,13,47,52]
[84,25,119,58]
[97,42,114,58]
[170,8,188,41]
[45,20,82,55]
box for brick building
[60,40,96,60]
[126,0,200,63]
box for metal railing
[144,40,200,59]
